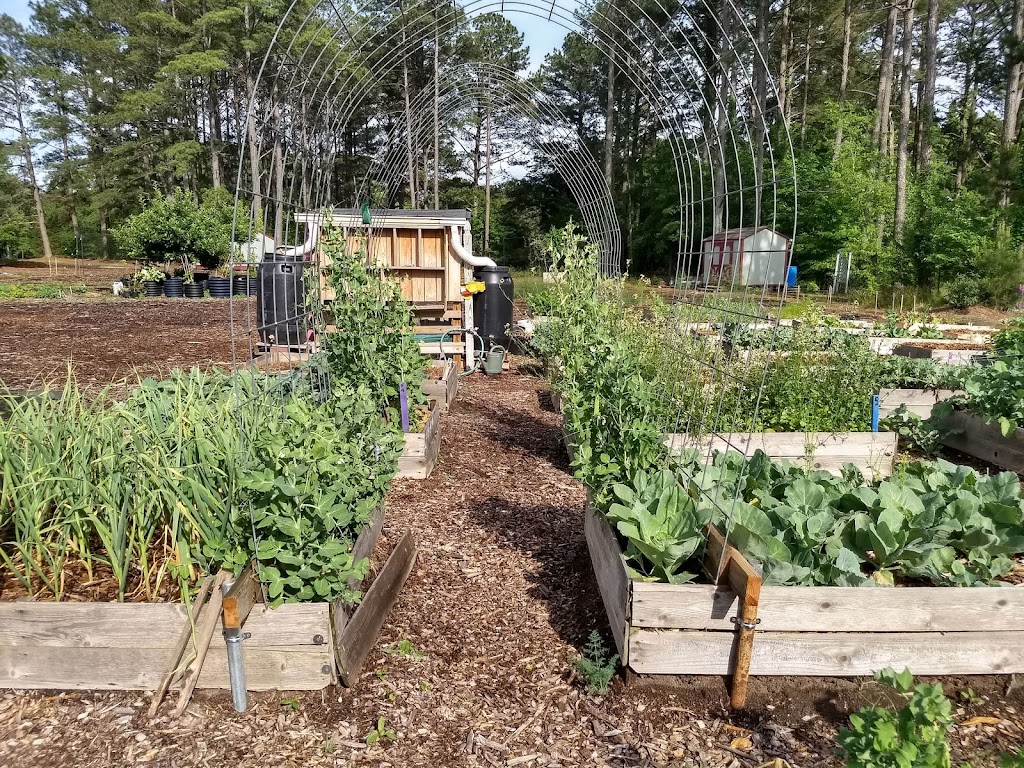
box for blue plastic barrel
[787,265,798,288]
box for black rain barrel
[257,255,307,346]
[473,265,514,350]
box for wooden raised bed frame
[878,388,961,419]
[421,359,459,413]
[893,343,988,365]
[666,432,897,477]
[939,409,1024,473]
[586,505,1024,678]
[397,398,442,479]
[0,507,417,692]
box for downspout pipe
[277,219,321,259]
[449,224,496,268]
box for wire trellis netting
[230,0,797,585]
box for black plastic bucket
[207,276,230,298]
[184,282,204,298]
[247,276,259,296]
[163,278,184,298]
[231,274,248,296]
[143,280,163,297]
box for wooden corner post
[703,525,763,710]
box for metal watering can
[482,345,506,375]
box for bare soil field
[0,256,136,294]
[0,298,254,391]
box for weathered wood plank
[629,629,1024,676]
[332,507,387,641]
[630,582,1024,632]
[666,432,897,477]
[223,562,259,631]
[940,410,1024,472]
[396,400,441,479]
[336,531,418,686]
[878,388,961,419]
[0,602,330,649]
[0,646,332,691]
[893,345,988,365]
[584,506,630,663]
[421,360,458,412]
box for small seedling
[960,688,982,706]
[418,681,430,692]
[571,630,619,696]
[280,696,301,711]
[365,717,396,746]
[323,739,336,755]
[382,639,427,660]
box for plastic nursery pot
[231,274,248,296]
[247,276,259,296]
[207,276,231,298]
[183,282,204,298]
[163,277,184,298]
[143,280,164,297]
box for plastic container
[472,265,514,350]
[163,278,184,298]
[787,266,798,289]
[257,255,307,346]
[207,276,230,298]
[183,282,204,298]
[143,280,163,297]
[482,345,506,375]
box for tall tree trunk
[209,77,223,188]
[603,35,615,189]
[12,86,53,261]
[873,2,900,156]
[484,102,491,254]
[799,0,812,143]
[894,0,916,241]
[273,105,285,246]
[1001,0,1024,207]
[779,0,792,122]
[956,57,976,190]
[472,105,482,186]
[833,0,854,160]
[753,0,769,221]
[915,0,940,172]
[433,19,440,209]
[713,0,732,233]
[402,56,417,209]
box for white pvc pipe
[448,224,496,268]
[278,221,321,259]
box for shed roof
[702,226,788,242]
[294,208,470,227]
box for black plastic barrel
[207,276,230,298]
[163,278,184,298]
[257,255,306,346]
[472,265,514,350]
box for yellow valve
[464,281,486,294]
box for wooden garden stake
[172,570,230,718]
[703,525,763,710]
[148,575,214,718]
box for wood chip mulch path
[2,358,1023,767]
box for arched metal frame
[230,0,799,574]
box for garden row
[0,224,454,697]
[530,224,1024,698]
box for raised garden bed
[585,504,1024,678]
[665,431,897,477]
[421,359,458,413]
[878,387,962,419]
[939,409,1024,473]
[0,507,417,692]
[893,342,989,365]
[396,398,442,479]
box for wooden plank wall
[878,388,961,419]
[940,410,1024,472]
[396,399,442,479]
[0,603,333,691]
[665,432,897,477]
[583,506,630,662]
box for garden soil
[1,353,1023,767]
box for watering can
[482,345,506,375]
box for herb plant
[571,630,619,695]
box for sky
[0,0,572,70]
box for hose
[438,327,485,377]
